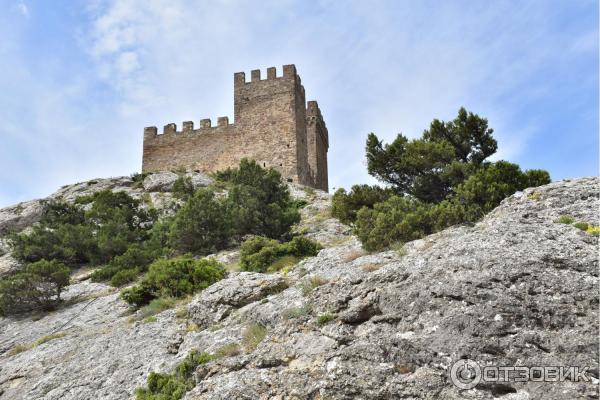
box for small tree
[331,184,393,225]
[365,107,497,202]
[0,260,70,315]
[168,189,232,255]
[172,175,194,200]
[218,159,300,239]
[453,161,551,220]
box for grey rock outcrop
[0,199,45,236]
[142,171,212,192]
[0,177,597,400]
[188,272,288,328]
[142,171,180,192]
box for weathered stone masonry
[142,64,329,191]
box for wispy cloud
[17,0,29,17]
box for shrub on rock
[240,236,321,273]
[168,189,232,255]
[121,256,226,307]
[0,259,70,315]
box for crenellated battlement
[144,116,233,137]
[234,64,300,86]
[142,64,329,191]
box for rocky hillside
[0,176,598,399]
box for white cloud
[17,0,29,17]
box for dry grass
[395,363,416,374]
[242,323,267,352]
[527,191,542,201]
[342,249,366,263]
[215,342,241,358]
[185,322,200,332]
[300,276,328,296]
[282,304,312,320]
[208,323,224,332]
[8,332,68,356]
[361,263,383,273]
[391,242,408,256]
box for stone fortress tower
[142,64,329,191]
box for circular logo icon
[450,359,481,390]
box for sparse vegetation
[361,263,382,272]
[574,222,589,231]
[131,172,150,184]
[303,186,316,197]
[317,313,336,326]
[391,242,408,257]
[215,342,242,358]
[135,350,212,400]
[129,297,178,322]
[342,249,366,263]
[557,215,575,224]
[8,332,68,356]
[282,304,312,320]
[300,276,327,296]
[586,225,600,236]
[242,322,267,352]
[528,191,542,201]
[208,323,224,332]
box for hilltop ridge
[0,175,598,399]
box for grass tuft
[361,263,382,272]
[242,322,267,352]
[317,313,336,326]
[130,297,177,322]
[556,215,575,224]
[586,225,600,237]
[8,332,68,356]
[267,255,299,273]
[215,342,241,358]
[282,304,312,320]
[527,191,542,201]
[300,276,328,296]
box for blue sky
[0,0,597,207]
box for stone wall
[142,65,329,190]
[306,101,329,191]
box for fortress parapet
[142,65,329,191]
